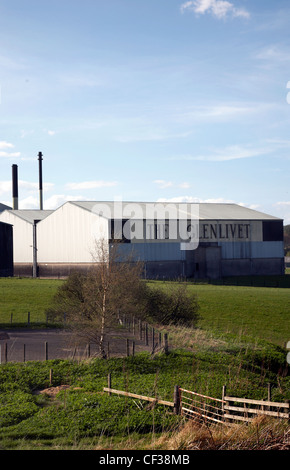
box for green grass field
[0,278,62,325]
[0,277,289,346]
[188,283,290,346]
[0,276,289,450]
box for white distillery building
[0,201,284,279]
[0,209,53,276]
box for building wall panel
[219,241,284,259]
[0,212,34,263]
[37,203,108,263]
[111,242,185,262]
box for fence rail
[180,387,225,425]
[223,395,290,423]
[0,316,169,363]
[103,387,174,408]
[104,381,290,426]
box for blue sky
[1,0,290,223]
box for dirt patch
[35,385,71,397]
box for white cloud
[0,181,11,195]
[0,180,54,197]
[18,194,87,210]
[20,130,35,139]
[157,196,235,203]
[0,151,21,158]
[0,141,20,158]
[18,181,54,192]
[179,182,191,189]
[275,201,290,207]
[174,103,273,124]
[170,143,275,162]
[115,130,192,143]
[66,181,118,190]
[255,46,290,63]
[154,180,173,189]
[0,141,14,150]
[43,194,85,210]
[19,196,39,209]
[154,180,191,189]
[180,0,250,20]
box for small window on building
[263,221,283,242]
[110,220,131,243]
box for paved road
[0,327,154,363]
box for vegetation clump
[46,242,200,356]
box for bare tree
[47,239,146,358]
[47,239,200,358]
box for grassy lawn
[0,278,62,325]
[0,276,289,450]
[0,277,289,346]
[188,283,290,347]
[148,280,290,347]
[0,348,289,450]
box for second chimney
[12,164,19,210]
[38,152,43,210]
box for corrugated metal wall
[37,202,109,263]
[219,241,284,259]
[112,242,185,261]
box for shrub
[144,283,200,327]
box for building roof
[1,210,54,224]
[0,203,12,213]
[70,201,282,221]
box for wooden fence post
[286,400,290,421]
[145,323,148,346]
[4,343,7,363]
[222,385,226,421]
[45,342,48,361]
[23,344,26,362]
[132,341,135,357]
[126,339,130,357]
[49,369,53,386]
[164,333,169,354]
[174,385,181,415]
[267,383,272,402]
[108,373,111,396]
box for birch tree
[47,239,146,358]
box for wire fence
[0,317,168,363]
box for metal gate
[180,388,226,425]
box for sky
[0,0,290,223]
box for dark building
[0,222,13,277]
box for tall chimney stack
[38,152,43,210]
[12,164,19,210]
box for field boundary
[104,381,290,426]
